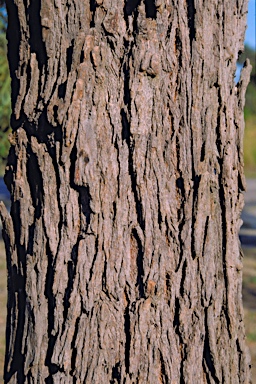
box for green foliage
[238,45,256,176]
[0,7,11,173]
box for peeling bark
[1,0,252,382]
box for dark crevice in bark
[173,298,184,382]
[124,290,131,374]
[112,201,117,221]
[45,245,58,375]
[70,146,92,231]
[179,259,187,297]
[186,0,196,50]
[125,0,141,16]
[176,173,186,271]
[111,361,121,383]
[4,147,15,194]
[173,298,179,327]
[106,36,116,51]
[70,144,78,184]
[175,29,183,69]
[4,198,27,380]
[236,339,242,374]
[165,273,171,306]
[70,316,80,376]
[22,110,63,149]
[102,254,109,294]
[45,372,55,383]
[4,266,26,382]
[153,172,162,229]
[157,194,162,228]
[176,176,185,196]
[1,232,12,381]
[90,0,97,27]
[63,244,79,333]
[125,0,156,18]
[80,50,85,64]
[58,81,67,99]
[202,216,209,254]
[121,108,130,142]
[122,44,145,231]
[200,141,205,161]
[11,203,23,262]
[145,0,157,19]
[27,0,47,69]
[79,186,93,226]
[114,139,121,201]
[27,147,43,220]
[6,0,21,110]
[218,174,232,338]
[45,363,65,381]
[66,39,75,74]
[159,350,168,383]
[215,93,232,339]
[122,49,131,106]
[53,105,58,122]
[10,113,26,135]
[238,171,245,192]
[26,146,44,257]
[215,88,222,155]
[191,175,200,259]
[89,236,99,281]
[203,309,220,383]
[132,228,145,298]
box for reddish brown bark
[0,0,251,382]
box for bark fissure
[124,292,131,375]
[145,0,156,19]
[203,309,220,383]
[6,1,21,107]
[132,228,145,299]
[186,0,196,50]
[122,41,145,231]
[62,244,79,332]
[45,246,58,375]
[159,350,168,384]
[28,0,47,68]
[125,0,141,17]
[218,174,232,338]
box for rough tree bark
[0,0,252,382]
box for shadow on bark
[125,0,156,18]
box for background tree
[0,5,11,174]
[0,0,252,382]
[238,44,256,175]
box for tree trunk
[0,0,252,382]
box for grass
[244,113,256,179]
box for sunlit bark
[0,0,251,382]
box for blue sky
[245,0,255,49]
